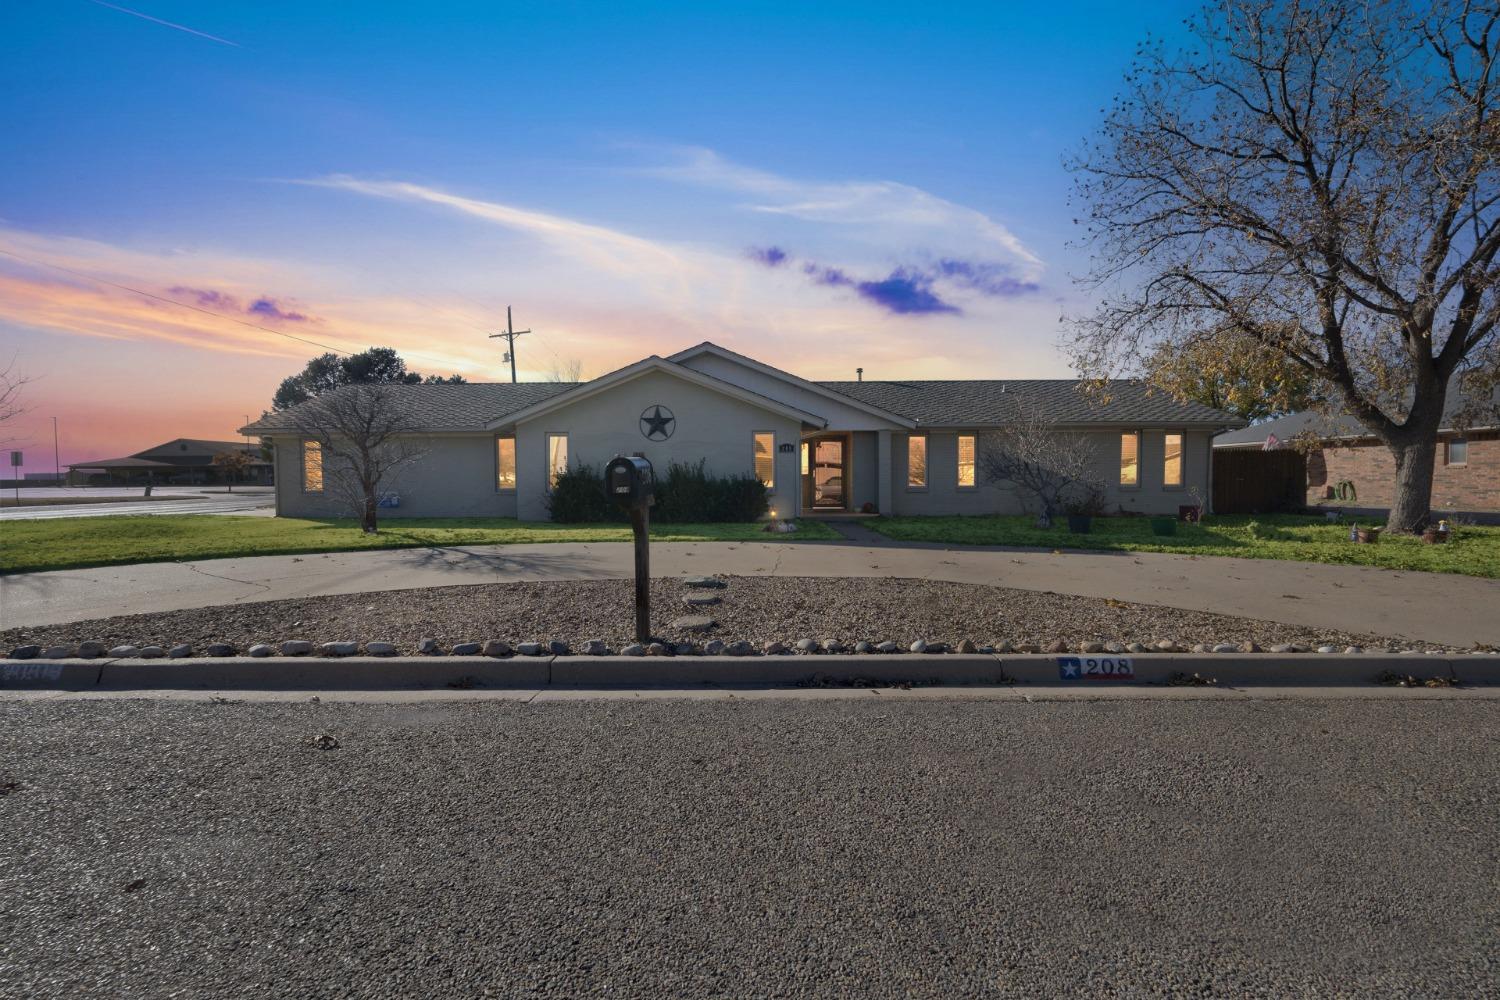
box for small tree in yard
[980,399,1107,528]
[287,384,427,533]
[1070,0,1500,533]
[211,450,253,491]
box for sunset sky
[1,0,1197,472]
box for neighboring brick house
[1214,390,1500,518]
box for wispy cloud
[748,247,1040,316]
[88,1,239,47]
[643,146,1044,275]
[169,287,316,323]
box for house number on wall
[640,405,676,441]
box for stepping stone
[683,594,722,607]
[670,616,717,633]
[683,577,726,589]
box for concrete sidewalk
[5,539,1499,645]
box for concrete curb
[2,652,1496,690]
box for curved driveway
[4,538,1498,646]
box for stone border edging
[1,653,1495,690]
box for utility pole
[52,416,60,487]
[488,306,531,383]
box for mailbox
[605,454,655,507]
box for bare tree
[0,356,32,447]
[545,358,584,383]
[979,399,1106,528]
[286,384,428,533]
[1070,0,1500,533]
[211,450,253,492]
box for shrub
[546,459,770,523]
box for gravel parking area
[0,576,1421,653]
[2,697,1497,998]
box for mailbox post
[605,455,656,644]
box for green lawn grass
[0,515,840,574]
[868,513,1500,578]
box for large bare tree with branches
[0,356,32,447]
[1070,0,1500,532]
[979,398,1107,528]
[286,384,428,533]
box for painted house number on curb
[2,664,64,683]
[1058,656,1135,681]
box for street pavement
[1,695,1495,998]
[0,487,273,520]
[5,537,1499,646]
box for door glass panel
[813,439,844,508]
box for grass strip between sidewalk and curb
[0,515,841,574]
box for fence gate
[1212,449,1307,514]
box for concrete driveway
[4,538,1497,646]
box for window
[753,432,775,489]
[302,440,323,493]
[546,434,568,491]
[957,435,976,488]
[496,437,517,490]
[801,441,810,476]
[1119,432,1139,487]
[907,435,928,488]
[1448,438,1469,467]
[1163,432,1183,487]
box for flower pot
[1355,526,1382,545]
[1067,514,1093,534]
[1421,527,1449,544]
[1177,505,1202,523]
[1150,517,1176,537]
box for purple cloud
[170,286,241,310]
[747,245,789,267]
[936,259,1041,297]
[854,270,959,315]
[247,297,309,323]
[168,286,314,323]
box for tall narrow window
[1448,438,1469,466]
[956,435,976,488]
[546,434,568,491]
[801,441,810,476]
[1163,432,1183,487]
[302,440,323,493]
[908,435,928,488]
[753,432,775,489]
[496,437,517,490]
[1119,432,1139,487]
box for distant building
[68,438,273,487]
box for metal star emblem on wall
[639,404,676,441]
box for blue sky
[0,0,1196,465]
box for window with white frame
[302,440,323,493]
[1120,432,1139,487]
[753,432,775,489]
[907,435,928,488]
[1448,438,1469,466]
[496,437,517,490]
[1163,432,1183,487]
[957,434,976,488]
[546,433,568,491]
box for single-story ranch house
[244,343,1242,521]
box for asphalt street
[2,696,1496,998]
[0,491,272,520]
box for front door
[803,436,847,510]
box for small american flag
[1262,433,1280,451]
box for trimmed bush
[546,460,769,524]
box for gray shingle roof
[1214,386,1500,447]
[244,382,578,434]
[817,380,1243,427]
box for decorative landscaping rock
[248,644,273,657]
[8,645,40,660]
[365,641,397,656]
[822,640,844,654]
[1155,640,1180,653]
[279,640,313,656]
[875,641,899,654]
[41,645,75,660]
[620,643,646,657]
[683,576,727,589]
[168,644,193,658]
[1239,641,1261,654]
[582,640,610,656]
[682,594,722,607]
[1317,645,1339,654]
[1017,643,1042,654]
[726,641,756,657]
[417,638,440,655]
[704,639,726,656]
[1344,646,1363,655]
[670,616,717,633]
[205,643,236,657]
[480,640,511,658]
[909,639,932,654]
[1269,644,1297,654]
[1190,644,1209,654]
[76,641,106,660]
[956,639,978,654]
[548,640,571,655]
[517,642,545,656]
[673,642,695,656]
[854,641,875,654]
[795,639,819,653]
[994,640,1015,654]
[1126,642,1147,653]
[763,641,789,655]
[138,646,166,659]
[647,642,671,656]
[108,645,140,658]
[320,641,359,657]
[1212,644,1237,654]
[1080,641,1104,654]
[1103,642,1124,654]
[1044,639,1069,654]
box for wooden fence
[1212,449,1307,514]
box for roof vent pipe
[856,367,863,382]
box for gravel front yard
[0,576,1433,653]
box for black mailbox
[605,454,655,507]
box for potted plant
[1064,485,1108,534]
[1150,516,1177,536]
